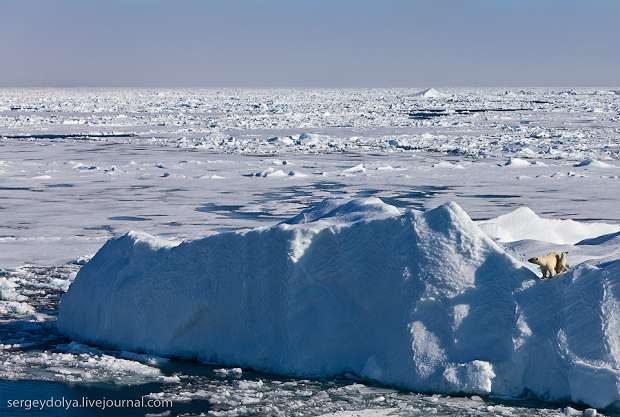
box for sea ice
[479,207,620,245]
[3,87,620,414]
[503,158,531,168]
[413,88,446,99]
[574,159,616,169]
[58,198,620,409]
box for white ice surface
[479,207,620,245]
[2,87,619,159]
[58,198,620,409]
[1,140,619,268]
[2,88,620,415]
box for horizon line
[1,85,619,90]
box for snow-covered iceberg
[574,159,617,169]
[412,88,446,99]
[479,207,620,245]
[58,198,620,409]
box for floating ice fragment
[574,159,616,168]
[432,161,464,169]
[342,163,366,173]
[252,168,287,177]
[214,368,243,376]
[502,157,531,168]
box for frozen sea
[1,87,619,417]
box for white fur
[528,251,569,278]
[555,251,569,274]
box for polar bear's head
[528,257,541,265]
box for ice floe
[2,87,620,160]
[249,167,287,177]
[412,88,446,99]
[432,161,465,169]
[58,198,620,409]
[502,158,531,168]
[479,207,620,245]
[574,159,617,169]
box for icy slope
[478,207,620,245]
[58,199,620,409]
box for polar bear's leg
[542,265,556,278]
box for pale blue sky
[1,0,618,87]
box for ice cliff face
[58,198,620,409]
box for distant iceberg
[58,198,620,409]
[479,206,620,244]
[412,88,446,99]
[574,159,616,169]
[502,157,531,168]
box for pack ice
[57,198,620,409]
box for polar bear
[528,251,569,278]
[555,251,569,274]
[528,253,558,278]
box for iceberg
[479,207,620,245]
[412,88,446,99]
[58,198,620,409]
[502,157,531,168]
[574,159,617,169]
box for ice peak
[413,88,445,98]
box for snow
[214,367,243,376]
[503,157,531,168]
[282,197,401,226]
[577,231,620,246]
[2,87,620,415]
[2,88,620,268]
[287,169,308,178]
[58,198,620,409]
[2,87,620,160]
[479,207,620,245]
[318,409,399,417]
[413,88,446,99]
[1,347,178,384]
[432,161,465,169]
[343,163,367,174]
[574,159,617,169]
[0,265,180,386]
[252,167,287,177]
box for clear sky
[1,0,619,87]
